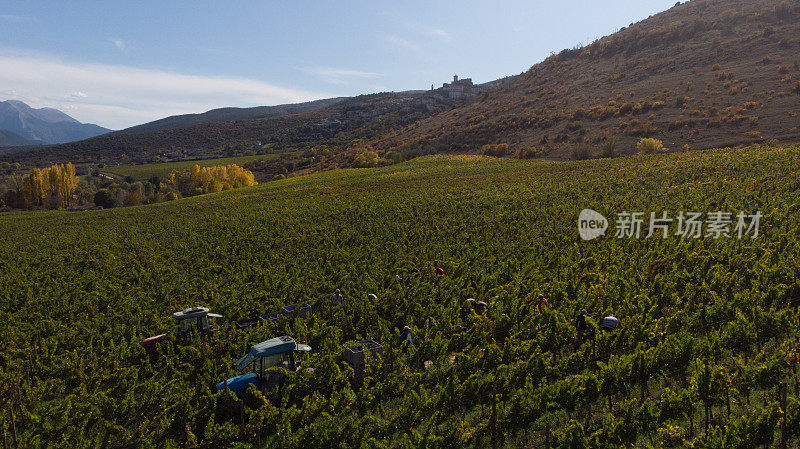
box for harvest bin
[342,340,383,372]
[281,303,311,318]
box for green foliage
[352,150,388,168]
[2,145,800,447]
[480,143,510,157]
[636,138,666,154]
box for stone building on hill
[435,75,484,100]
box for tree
[168,164,257,196]
[22,167,44,206]
[353,150,385,168]
[636,138,666,154]
[94,189,118,209]
[19,163,78,209]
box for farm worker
[537,294,549,312]
[466,298,486,315]
[367,293,377,301]
[462,299,476,321]
[436,267,445,276]
[400,326,414,354]
[575,309,588,333]
[332,289,342,306]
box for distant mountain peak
[0,100,109,146]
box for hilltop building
[434,75,484,100]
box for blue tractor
[216,336,311,394]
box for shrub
[601,137,618,158]
[567,121,583,131]
[636,138,666,154]
[794,81,800,95]
[570,143,592,160]
[385,151,404,164]
[744,130,763,139]
[94,189,118,209]
[514,146,540,159]
[352,150,386,168]
[652,101,666,110]
[480,143,511,157]
[124,189,144,207]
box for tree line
[0,163,257,211]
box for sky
[0,0,679,130]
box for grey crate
[343,340,384,369]
[281,303,311,318]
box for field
[2,145,800,448]
[102,154,287,181]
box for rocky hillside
[369,0,800,160]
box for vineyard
[2,145,800,448]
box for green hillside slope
[2,146,800,447]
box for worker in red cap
[436,267,445,276]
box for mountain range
[0,100,110,146]
[3,0,800,167]
[119,97,347,135]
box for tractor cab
[216,336,311,394]
[173,306,222,339]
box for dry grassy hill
[367,0,800,160]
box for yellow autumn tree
[22,167,45,206]
[169,164,257,197]
[21,163,78,208]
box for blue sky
[0,0,678,129]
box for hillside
[370,0,800,160]
[3,144,800,447]
[0,100,110,145]
[119,97,347,135]
[0,129,33,147]
[5,90,457,166]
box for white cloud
[403,22,453,41]
[112,39,125,51]
[0,52,329,129]
[303,67,383,85]
[424,28,452,40]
